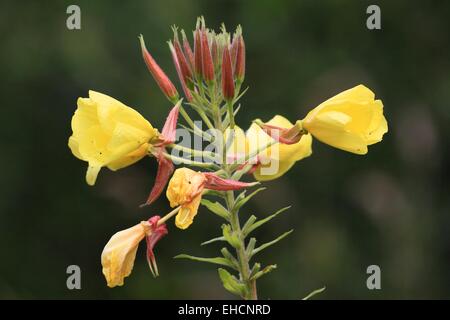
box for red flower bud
[211,38,219,69]
[221,46,235,101]
[181,30,195,69]
[235,35,246,83]
[169,41,193,102]
[201,29,215,83]
[203,172,258,191]
[194,29,203,78]
[173,31,193,88]
[230,36,238,72]
[139,35,179,102]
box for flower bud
[169,41,193,102]
[139,35,179,102]
[211,38,219,69]
[230,36,238,71]
[201,28,215,83]
[172,29,194,89]
[235,35,245,83]
[221,46,235,101]
[181,29,195,68]
[194,29,203,78]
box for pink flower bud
[139,35,179,102]
[203,172,258,191]
[169,42,193,102]
[201,29,215,83]
[235,35,245,83]
[230,36,238,71]
[173,32,193,88]
[194,29,203,78]
[211,38,219,69]
[221,46,235,101]
[181,30,195,69]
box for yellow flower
[166,168,206,230]
[302,85,388,154]
[224,126,248,160]
[68,90,158,185]
[101,221,150,288]
[246,115,313,181]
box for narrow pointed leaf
[222,224,241,249]
[249,262,261,279]
[243,206,291,236]
[218,268,248,298]
[174,254,236,269]
[201,199,230,220]
[201,236,226,246]
[233,187,266,212]
[220,247,239,269]
[251,230,293,257]
[302,287,326,300]
[241,215,257,235]
[250,264,277,281]
[246,237,256,257]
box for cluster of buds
[140,17,245,105]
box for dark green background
[1,0,449,299]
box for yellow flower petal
[246,115,312,181]
[303,85,387,154]
[175,194,202,229]
[68,91,158,185]
[86,164,101,186]
[166,168,205,207]
[101,222,149,288]
[224,126,247,159]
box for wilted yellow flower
[166,168,206,230]
[68,90,158,186]
[302,85,388,154]
[101,221,150,288]
[246,115,313,181]
[166,167,253,229]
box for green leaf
[233,188,266,212]
[242,215,257,235]
[218,268,248,297]
[174,254,237,270]
[201,236,225,246]
[250,264,277,281]
[220,247,239,269]
[243,206,291,236]
[249,263,261,279]
[222,224,241,249]
[234,189,247,204]
[302,287,326,300]
[250,230,294,257]
[201,199,230,220]
[246,237,256,257]
[231,163,254,180]
[202,189,225,199]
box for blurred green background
[1,0,449,299]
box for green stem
[162,152,220,170]
[167,144,217,162]
[226,100,235,129]
[226,190,257,300]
